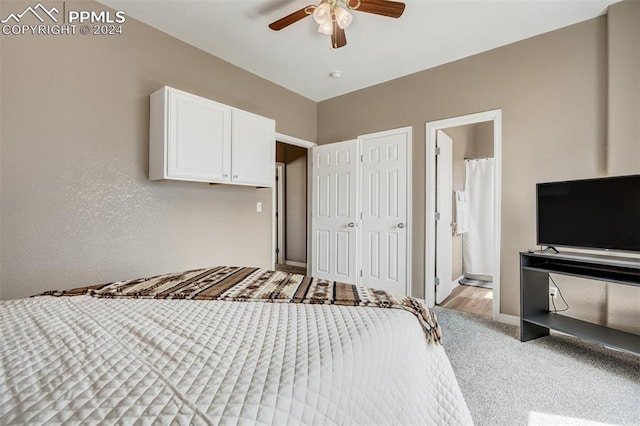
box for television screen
[536,175,640,252]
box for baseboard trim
[285,260,307,268]
[497,313,520,326]
[451,275,463,290]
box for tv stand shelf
[520,251,640,355]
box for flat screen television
[536,175,640,253]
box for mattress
[1,286,472,424]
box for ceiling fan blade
[331,23,347,49]
[256,0,296,16]
[268,5,314,31]
[350,0,405,18]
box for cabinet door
[231,109,275,187]
[167,89,231,182]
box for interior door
[435,130,454,303]
[360,129,409,295]
[310,140,358,283]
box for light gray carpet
[434,307,640,426]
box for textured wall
[605,0,640,335]
[0,0,316,300]
[607,0,640,175]
[471,122,495,159]
[318,18,608,317]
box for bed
[0,266,473,425]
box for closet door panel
[310,140,358,284]
[360,130,409,295]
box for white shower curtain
[463,158,495,280]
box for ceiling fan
[268,0,406,49]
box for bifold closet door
[360,130,409,296]
[310,140,359,284]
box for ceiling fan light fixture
[312,2,331,25]
[317,19,333,35]
[334,6,353,29]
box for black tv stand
[541,246,559,254]
[520,250,640,355]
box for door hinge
[360,212,363,220]
[435,277,440,286]
[435,147,441,156]
[360,270,363,277]
[435,212,441,221]
[360,154,364,162]
[275,248,280,255]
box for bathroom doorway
[425,109,502,320]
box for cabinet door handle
[233,175,238,179]
[348,222,355,228]
[397,223,405,229]
[223,174,228,178]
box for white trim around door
[425,109,503,321]
[275,162,286,265]
[275,132,317,149]
[272,133,316,270]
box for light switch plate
[256,202,262,212]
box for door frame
[275,162,286,265]
[272,133,316,271]
[425,109,502,321]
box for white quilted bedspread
[0,296,472,425]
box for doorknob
[348,222,355,228]
[397,223,405,229]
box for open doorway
[425,110,503,321]
[273,139,312,275]
[437,124,494,318]
[271,133,316,273]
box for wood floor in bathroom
[441,285,493,317]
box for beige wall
[605,0,640,335]
[318,18,608,316]
[471,121,494,158]
[0,0,316,300]
[275,143,307,263]
[607,0,640,176]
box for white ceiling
[98,0,619,101]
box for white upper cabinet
[151,87,231,183]
[149,86,275,187]
[231,109,276,187]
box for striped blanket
[41,266,442,344]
